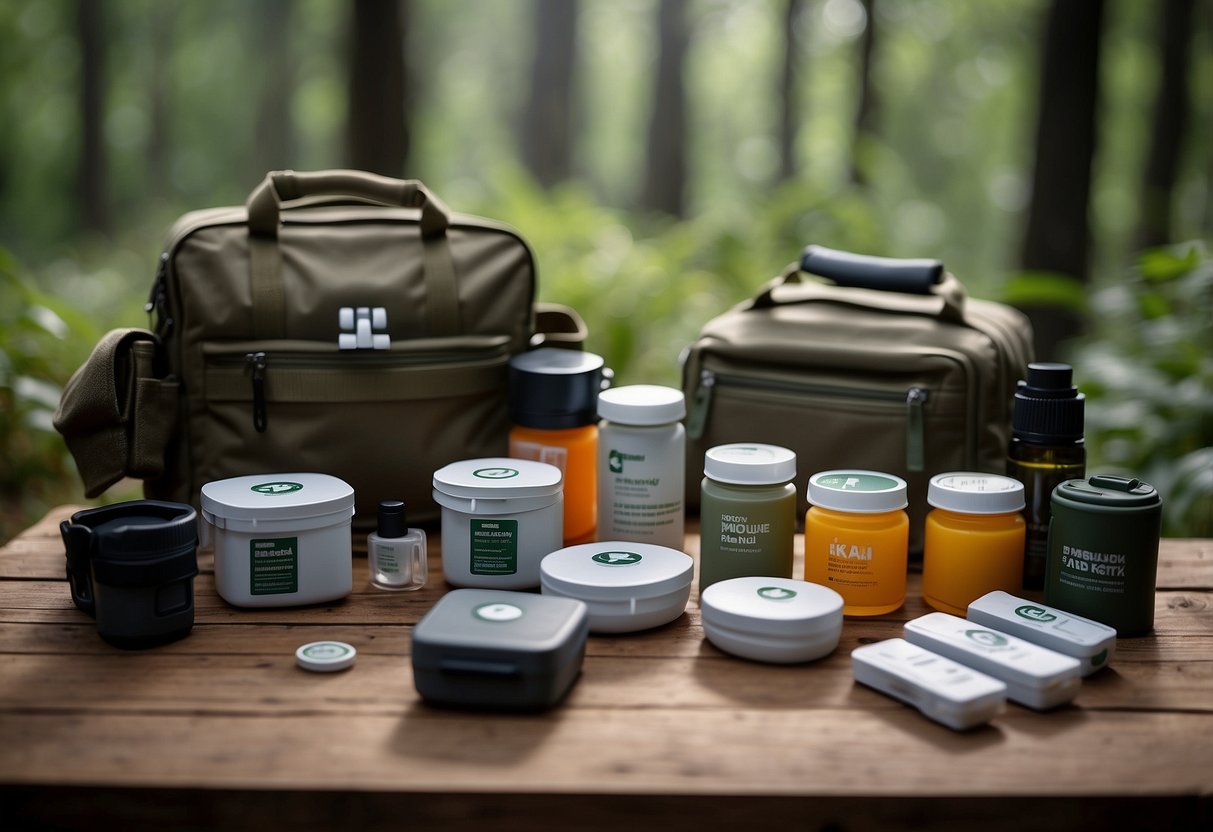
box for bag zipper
[216,344,506,433]
[246,352,267,433]
[687,369,929,472]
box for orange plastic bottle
[803,470,909,616]
[507,348,607,545]
[921,472,1025,615]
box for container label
[474,602,524,622]
[757,586,797,601]
[250,536,298,595]
[719,513,772,554]
[473,467,519,480]
[250,481,303,496]
[592,551,642,566]
[1059,544,1127,585]
[815,473,898,492]
[470,519,518,575]
[1015,604,1057,623]
[510,440,568,473]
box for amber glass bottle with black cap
[1006,363,1085,590]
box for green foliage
[0,249,101,541]
[1065,242,1213,537]
[473,169,882,386]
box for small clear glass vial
[367,500,427,591]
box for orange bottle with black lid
[508,348,607,545]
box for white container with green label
[699,576,844,664]
[432,458,564,589]
[540,540,693,632]
[200,473,354,608]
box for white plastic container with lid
[967,590,1116,676]
[200,473,354,608]
[540,541,693,632]
[698,443,798,592]
[596,384,686,549]
[432,458,564,589]
[699,576,844,664]
[903,611,1082,710]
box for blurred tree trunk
[148,3,174,188]
[1019,0,1106,361]
[641,0,689,216]
[850,0,877,185]
[521,0,579,188]
[77,0,108,234]
[347,0,409,176]
[778,0,805,182]
[1137,0,1195,250]
[253,0,297,178]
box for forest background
[0,0,1210,542]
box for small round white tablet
[295,640,357,672]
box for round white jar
[433,458,564,589]
[200,473,354,608]
[699,576,844,664]
[540,540,693,633]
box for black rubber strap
[800,245,943,295]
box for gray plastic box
[411,589,589,711]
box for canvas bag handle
[751,245,966,323]
[245,169,460,339]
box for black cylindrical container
[60,500,199,649]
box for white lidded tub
[432,458,563,589]
[201,473,354,608]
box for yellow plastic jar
[921,472,1026,615]
[804,470,909,616]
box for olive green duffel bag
[681,245,1034,554]
[55,169,584,531]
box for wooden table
[1,507,1210,830]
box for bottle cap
[704,443,797,485]
[377,500,407,538]
[807,470,908,513]
[295,641,357,672]
[1012,362,1085,444]
[927,473,1025,514]
[597,385,685,426]
[508,348,607,429]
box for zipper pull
[685,369,715,440]
[246,352,267,433]
[905,387,928,472]
[145,252,172,337]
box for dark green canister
[1044,475,1162,637]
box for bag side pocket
[53,328,179,497]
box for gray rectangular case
[411,588,589,711]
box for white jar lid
[200,473,355,522]
[432,458,563,500]
[704,443,796,485]
[540,541,693,601]
[807,470,907,513]
[700,577,844,663]
[597,384,685,425]
[928,472,1025,514]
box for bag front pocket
[197,335,512,526]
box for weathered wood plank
[0,639,1208,715]
[1,710,1210,796]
